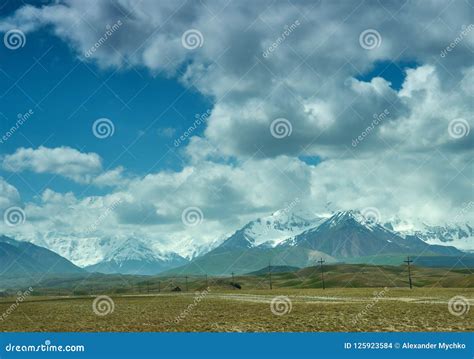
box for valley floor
[0,288,472,332]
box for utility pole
[268,261,273,290]
[205,274,208,288]
[318,258,325,290]
[185,276,189,291]
[158,281,161,293]
[231,272,235,284]
[404,256,413,289]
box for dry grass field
[0,288,472,332]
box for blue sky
[0,22,416,199]
[356,60,419,91]
[0,0,472,262]
[0,12,211,200]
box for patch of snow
[242,209,326,247]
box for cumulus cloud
[1,146,127,186]
[2,146,102,183]
[1,1,471,158]
[5,1,471,155]
[92,166,129,187]
[0,0,472,261]
[0,177,21,210]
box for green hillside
[162,246,336,276]
[1,263,472,296]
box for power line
[404,256,413,289]
[268,261,273,290]
[318,258,325,290]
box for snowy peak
[221,210,326,249]
[318,210,385,232]
[399,223,474,252]
[104,237,186,263]
[85,237,188,275]
[12,207,472,276]
[284,210,465,258]
[105,238,159,262]
[383,215,473,252]
[174,235,227,260]
[423,223,473,239]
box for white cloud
[2,146,102,183]
[92,166,129,187]
[0,177,21,210]
[1,1,471,158]
[0,1,472,262]
[1,146,127,187]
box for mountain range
[84,237,188,275]
[2,209,473,276]
[165,210,466,275]
[0,235,83,277]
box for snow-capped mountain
[20,232,118,267]
[166,209,467,275]
[101,237,176,263]
[404,224,473,252]
[386,218,474,252]
[219,209,326,249]
[85,237,188,275]
[14,232,188,275]
[176,235,228,260]
[281,210,393,247]
[282,210,462,258]
[6,208,472,276]
[163,210,334,276]
[17,231,190,266]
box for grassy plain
[0,288,472,332]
